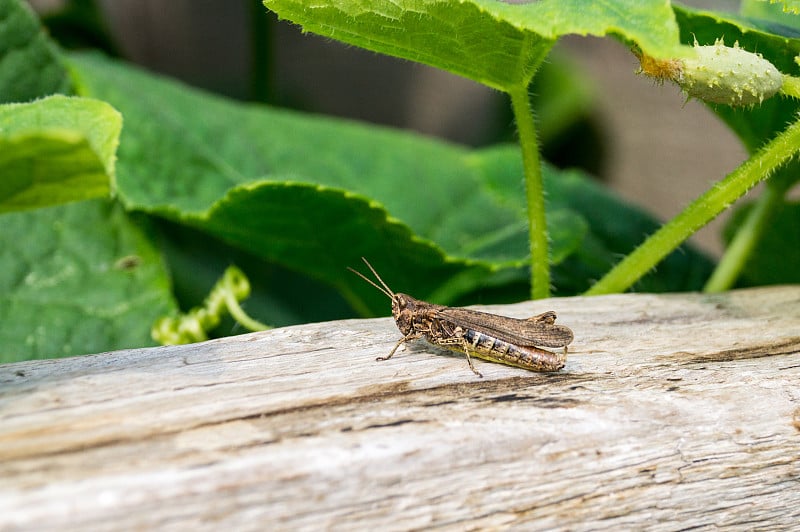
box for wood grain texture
[2,286,799,531]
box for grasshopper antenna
[347,257,395,299]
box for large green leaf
[0,0,72,102]
[0,95,120,212]
[0,200,176,363]
[263,0,685,91]
[69,53,557,313]
[68,53,712,316]
[0,2,174,362]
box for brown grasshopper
[349,258,574,378]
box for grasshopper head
[391,293,421,336]
[348,259,424,337]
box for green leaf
[0,95,121,212]
[742,1,800,26]
[723,200,800,285]
[262,0,689,300]
[0,0,72,103]
[67,52,712,317]
[67,54,530,313]
[67,53,584,309]
[0,200,177,363]
[0,1,171,362]
[263,0,684,91]
[747,0,800,16]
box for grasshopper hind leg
[433,331,485,378]
[459,341,483,378]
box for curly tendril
[151,265,271,345]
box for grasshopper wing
[437,307,573,348]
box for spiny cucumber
[638,39,782,106]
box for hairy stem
[509,85,549,299]
[586,117,800,295]
[703,182,784,292]
[780,74,800,99]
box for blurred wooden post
[2,286,799,530]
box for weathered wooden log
[1,286,799,530]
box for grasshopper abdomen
[457,328,566,372]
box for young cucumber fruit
[639,39,782,106]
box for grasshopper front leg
[377,331,423,362]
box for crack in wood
[670,337,800,364]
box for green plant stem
[781,75,800,99]
[250,0,274,103]
[224,289,271,331]
[586,117,800,295]
[509,85,549,300]
[703,182,783,292]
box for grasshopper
[349,258,574,378]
